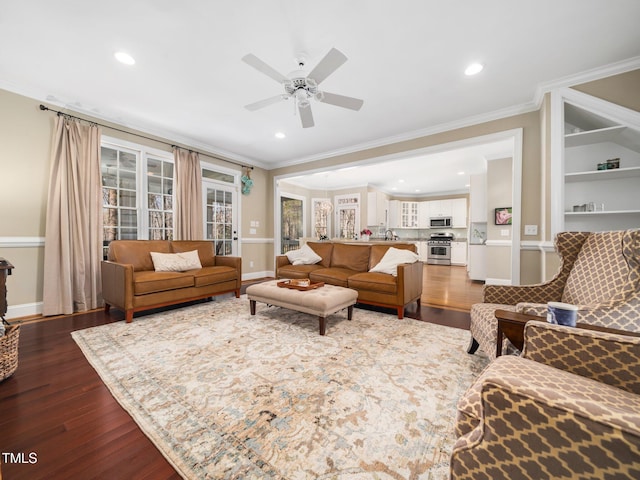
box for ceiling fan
[242,48,364,128]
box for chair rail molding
[0,236,45,248]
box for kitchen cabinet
[388,200,400,228]
[428,200,452,218]
[556,95,640,233]
[468,245,486,280]
[418,202,430,228]
[451,241,467,265]
[400,201,419,228]
[367,191,389,227]
[451,198,467,228]
[417,241,430,262]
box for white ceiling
[1,0,640,194]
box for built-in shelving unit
[557,94,640,233]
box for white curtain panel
[173,148,203,240]
[42,117,102,315]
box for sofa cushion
[109,240,171,271]
[285,243,322,265]
[278,264,325,279]
[309,267,356,288]
[369,247,419,276]
[369,244,417,270]
[330,244,370,272]
[192,266,238,287]
[306,242,334,268]
[150,250,202,272]
[348,272,397,295]
[133,270,194,295]
[171,241,216,267]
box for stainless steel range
[427,233,454,265]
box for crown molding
[0,79,271,170]
[535,55,640,102]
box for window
[280,195,304,253]
[101,138,174,258]
[334,193,360,239]
[312,198,332,240]
[146,157,174,240]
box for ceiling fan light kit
[242,48,363,128]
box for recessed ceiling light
[398,179,405,183]
[275,132,286,139]
[465,184,470,187]
[415,189,421,192]
[464,62,483,76]
[458,171,465,175]
[114,51,135,65]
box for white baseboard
[485,278,512,286]
[6,302,42,320]
[242,271,274,281]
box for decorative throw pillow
[369,247,419,276]
[150,250,202,272]
[285,243,323,266]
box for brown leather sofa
[102,240,241,322]
[276,242,423,319]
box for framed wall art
[494,207,513,225]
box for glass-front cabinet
[400,201,419,228]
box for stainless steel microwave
[430,216,452,228]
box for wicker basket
[0,324,20,381]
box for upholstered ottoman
[246,280,358,335]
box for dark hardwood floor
[0,279,475,479]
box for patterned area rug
[72,296,488,479]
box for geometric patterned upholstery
[470,229,640,360]
[562,230,632,305]
[451,322,640,479]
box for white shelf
[565,210,640,216]
[565,166,640,183]
[564,125,626,148]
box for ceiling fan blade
[244,95,287,111]
[299,105,314,128]
[307,48,347,85]
[317,91,364,111]
[242,54,288,83]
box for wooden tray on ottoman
[277,280,325,291]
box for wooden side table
[494,308,640,357]
[495,310,544,357]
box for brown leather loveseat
[276,242,423,319]
[102,240,241,322]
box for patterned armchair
[468,229,640,360]
[451,320,640,479]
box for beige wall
[485,157,513,282]
[573,69,640,113]
[0,91,51,308]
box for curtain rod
[39,104,254,170]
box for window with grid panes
[101,141,174,258]
[146,157,174,240]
